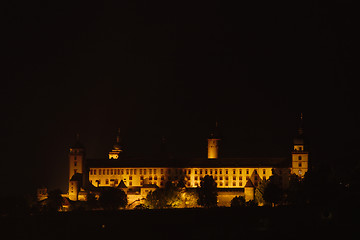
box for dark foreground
[1,206,358,240]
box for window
[149,176,152,180]
[195,170,197,174]
[263,169,266,175]
[140,169,143,174]
[129,176,132,180]
[195,176,198,180]
[111,169,113,175]
[74,161,77,166]
[129,181,132,186]
[219,182,223,186]
[144,169,147,175]
[298,156,302,160]
[106,179,109,184]
[239,170,242,174]
[115,179,118,185]
[225,169,228,174]
[130,169,133,175]
[220,170,222,174]
[140,176,144,180]
[107,169,109,175]
[246,169,249,175]
[154,169,157,174]
[298,163,302,167]
[233,176,236,180]
[299,147,302,151]
[225,182,228,186]
[154,176,157,180]
[117,169,120,175]
[167,169,171,174]
[90,170,93,175]
[188,169,191,174]
[99,169,102,175]
[121,169,124,175]
[74,169,77,174]
[161,181,164,186]
[161,169,163,174]
[126,169,129,175]
[205,170,208,174]
[134,169,137,175]
[233,169,236,174]
[210,169,213,174]
[225,176,228,180]
[94,170,97,175]
[161,176,164,180]
[220,176,223,180]
[200,170,203,174]
[214,176,218,180]
[74,156,77,160]
[239,181,242,186]
[215,170,218,174]
[233,182,236,186]
[149,169,152,174]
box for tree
[263,176,282,207]
[46,189,64,212]
[230,196,245,207]
[255,179,267,206]
[99,188,127,210]
[145,181,182,209]
[197,175,218,208]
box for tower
[208,122,221,159]
[68,134,85,201]
[291,113,309,177]
[109,128,123,159]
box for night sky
[3,1,356,195]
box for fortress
[66,116,308,207]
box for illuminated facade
[67,116,308,206]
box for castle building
[67,116,308,207]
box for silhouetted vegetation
[230,196,245,207]
[99,188,127,210]
[197,175,218,208]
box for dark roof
[70,173,82,181]
[244,179,255,188]
[86,156,290,168]
[116,180,127,189]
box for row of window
[89,168,268,176]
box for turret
[208,122,221,159]
[291,113,309,177]
[109,128,123,159]
[69,134,85,180]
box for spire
[298,113,304,136]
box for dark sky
[2,1,356,195]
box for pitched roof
[116,180,127,189]
[244,179,255,188]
